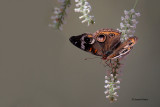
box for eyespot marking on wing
[96,34,106,42]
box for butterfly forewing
[69,33,103,56]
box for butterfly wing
[69,33,103,56]
[93,29,122,58]
[69,29,137,60]
[107,36,138,59]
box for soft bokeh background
[0,0,159,107]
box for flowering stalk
[105,0,140,102]
[48,0,71,30]
[74,0,95,26]
[104,59,121,102]
[119,0,140,42]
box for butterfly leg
[105,59,112,67]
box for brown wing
[93,28,122,57]
[107,36,138,59]
[69,33,103,56]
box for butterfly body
[69,29,137,60]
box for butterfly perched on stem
[69,29,137,61]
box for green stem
[133,0,139,9]
[57,0,71,29]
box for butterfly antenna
[84,57,99,60]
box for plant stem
[133,0,139,9]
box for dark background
[0,0,160,107]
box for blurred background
[0,0,160,107]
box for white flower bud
[105,80,109,83]
[129,35,133,37]
[132,19,138,24]
[104,90,109,94]
[84,1,89,5]
[106,95,110,98]
[126,24,130,27]
[74,8,81,12]
[53,20,57,24]
[120,22,124,29]
[121,16,125,21]
[130,9,135,13]
[113,92,118,96]
[125,15,129,20]
[75,0,79,2]
[110,74,113,77]
[79,15,84,19]
[82,19,88,23]
[105,76,108,79]
[135,12,141,17]
[114,98,118,101]
[116,80,120,84]
[116,86,120,89]
[132,15,136,19]
[104,84,110,88]
[124,10,129,15]
[51,15,58,19]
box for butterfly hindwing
[107,36,138,59]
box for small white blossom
[116,80,120,84]
[130,24,136,29]
[129,35,133,37]
[132,19,138,24]
[130,9,135,13]
[116,86,120,89]
[104,90,109,94]
[104,84,110,88]
[113,92,118,96]
[121,16,125,21]
[75,0,79,2]
[53,20,57,24]
[120,22,125,29]
[50,15,58,19]
[111,78,114,82]
[132,15,136,18]
[82,19,88,23]
[79,15,84,19]
[110,74,113,77]
[54,8,61,14]
[126,29,131,33]
[106,95,110,98]
[125,15,129,20]
[126,24,130,27]
[105,80,109,83]
[135,12,141,17]
[105,76,108,79]
[124,10,129,15]
[114,98,118,101]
